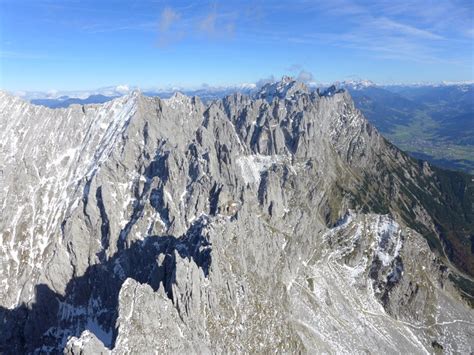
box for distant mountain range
[31,94,117,109]
[24,80,474,173]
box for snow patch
[373,216,403,267]
[236,154,285,185]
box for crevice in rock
[209,182,222,216]
[258,171,269,206]
[82,178,93,228]
[149,185,170,226]
[95,186,110,261]
[118,147,170,250]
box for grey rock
[64,331,109,355]
[0,78,473,353]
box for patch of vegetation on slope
[344,139,474,299]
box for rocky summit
[0,78,473,353]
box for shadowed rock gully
[0,216,212,354]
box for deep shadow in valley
[0,217,211,354]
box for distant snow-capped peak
[338,80,376,90]
[255,76,309,101]
[15,84,136,101]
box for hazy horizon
[1,0,473,92]
[7,77,474,101]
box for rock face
[0,78,473,353]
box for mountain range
[0,78,473,353]
[25,80,474,174]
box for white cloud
[255,75,276,88]
[197,9,235,37]
[198,12,217,34]
[47,89,59,98]
[370,17,443,40]
[285,0,470,65]
[297,70,314,83]
[115,85,130,94]
[156,5,235,46]
[156,7,189,47]
[159,7,180,32]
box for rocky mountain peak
[255,76,310,101]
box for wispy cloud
[369,17,444,40]
[258,0,471,65]
[255,75,276,88]
[81,22,156,34]
[156,5,236,46]
[466,28,474,39]
[197,8,235,37]
[198,12,217,34]
[287,31,459,66]
[286,64,303,72]
[156,7,186,46]
[296,70,314,82]
[0,50,49,59]
[159,7,180,32]
[285,65,315,82]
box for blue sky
[1,0,473,91]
